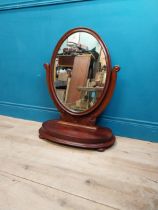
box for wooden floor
[0,115,158,210]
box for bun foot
[97,147,106,152]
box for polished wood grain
[39,120,115,150]
[1,115,158,210]
[66,55,91,104]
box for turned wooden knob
[113,65,120,72]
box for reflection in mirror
[54,32,107,112]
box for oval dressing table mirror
[39,27,120,151]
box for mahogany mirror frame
[39,27,120,151]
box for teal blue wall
[0,0,158,141]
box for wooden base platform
[39,120,115,151]
[0,115,158,210]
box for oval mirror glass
[53,31,109,113]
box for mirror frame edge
[46,27,113,118]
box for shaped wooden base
[39,120,115,151]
